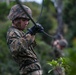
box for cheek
[21,22,27,28]
[25,21,29,25]
[21,23,26,27]
[15,21,21,28]
[21,20,29,28]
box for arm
[7,30,35,52]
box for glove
[27,23,44,35]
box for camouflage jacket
[7,26,42,74]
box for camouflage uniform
[7,4,43,75]
[7,26,42,75]
[53,47,65,75]
[52,38,68,75]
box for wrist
[25,34,35,42]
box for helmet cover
[8,4,32,21]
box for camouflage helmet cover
[8,4,32,21]
[59,39,68,47]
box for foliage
[63,0,76,46]
[0,2,16,21]
[38,0,57,44]
[39,12,54,44]
[0,21,19,75]
[24,2,41,18]
[0,2,9,21]
[66,48,76,75]
[47,57,70,74]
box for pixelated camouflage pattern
[8,4,32,20]
[27,70,43,75]
[53,66,65,75]
[52,47,65,75]
[52,48,65,75]
[7,26,42,75]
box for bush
[0,2,17,21]
[0,2,9,21]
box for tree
[63,0,76,75]
[63,0,76,46]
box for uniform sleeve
[7,30,29,52]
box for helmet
[59,39,68,47]
[8,4,32,21]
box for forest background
[0,0,76,75]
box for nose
[25,20,29,25]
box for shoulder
[7,26,21,38]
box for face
[13,17,30,30]
[20,18,30,30]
